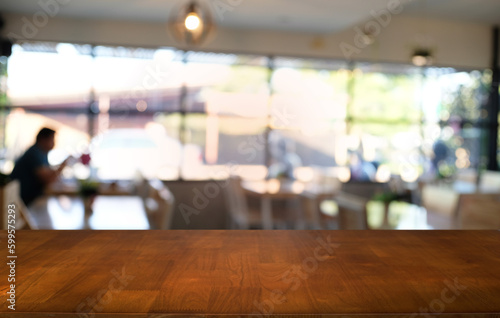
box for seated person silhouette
[11,128,67,206]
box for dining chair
[478,170,500,193]
[140,179,175,230]
[421,183,460,216]
[456,168,478,184]
[223,177,289,229]
[457,193,500,229]
[334,191,370,230]
[223,177,261,229]
[419,183,461,229]
[3,180,37,230]
[304,175,342,229]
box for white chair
[139,179,175,230]
[456,168,478,184]
[420,183,461,229]
[223,177,290,229]
[1,180,36,229]
[421,183,460,217]
[334,191,369,230]
[223,177,261,229]
[478,171,500,193]
[310,174,342,229]
[457,193,500,229]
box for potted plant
[78,179,99,216]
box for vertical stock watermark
[253,235,340,316]
[75,266,135,318]
[5,204,17,311]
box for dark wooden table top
[1,230,499,317]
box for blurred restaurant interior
[0,0,499,231]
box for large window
[0,41,494,183]
[7,42,93,107]
[270,58,348,170]
[180,52,270,180]
[419,68,491,178]
[3,43,93,173]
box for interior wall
[1,12,492,69]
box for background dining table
[27,195,150,229]
[241,178,338,229]
[46,179,136,197]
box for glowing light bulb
[185,12,201,31]
[412,55,428,67]
[411,49,433,67]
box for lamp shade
[412,48,433,67]
[167,1,216,46]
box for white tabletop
[28,195,150,230]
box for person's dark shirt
[10,144,49,206]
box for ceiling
[0,0,499,33]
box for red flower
[81,153,91,166]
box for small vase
[83,195,96,216]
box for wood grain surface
[0,230,499,317]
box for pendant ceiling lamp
[167,1,216,46]
[411,0,434,67]
[412,48,433,67]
